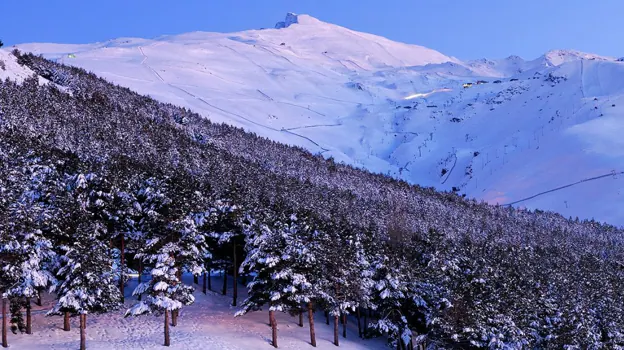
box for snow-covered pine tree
[125,175,210,346]
[47,219,122,350]
[237,214,287,348]
[369,228,455,349]
[369,254,450,349]
[352,223,384,339]
[126,246,195,344]
[237,211,322,348]
[283,212,324,348]
[83,174,130,300]
[47,173,123,350]
[368,253,411,348]
[0,155,57,338]
[202,197,243,304]
[313,219,373,346]
[65,170,137,301]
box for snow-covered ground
[11,13,624,226]
[5,275,384,349]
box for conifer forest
[1,50,623,349]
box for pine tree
[237,211,321,348]
[47,218,122,350]
[126,249,194,346]
[125,176,210,346]
[368,229,453,349]
[202,198,243,303]
[313,219,374,346]
[66,171,134,301]
[46,173,122,350]
[0,156,57,338]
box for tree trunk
[269,310,278,348]
[63,312,70,331]
[172,310,178,327]
[307,302,316,347]
[26,298,32,335]
[232,243,237,306]
[138,260,143,283]
[164,310,170,347]
[36,291,42,307]
[171,254,181,327]
[342,313,347,338]
[363,308,368,338]
[356,307,362,338]
[333,315,339,346]
[2,298,7,348]
[325,311,329,325]
[222,267,228,296]
[202,272,207,295]
[208,269,212,291]
[298,310,303,327]
[194,274,198,285]
[120,235,125,302]
[80,314,86,350]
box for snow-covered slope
[0,49,49,84]
[14,13,624,226]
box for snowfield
[12,12,624,226]
[6,275,384,350]
[0,50,49,85]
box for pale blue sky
[2,0,623,60]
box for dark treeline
[0,49,623,349]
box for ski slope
[13,13,624,226]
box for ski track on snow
[504,170,624,206]
[138,45,329,153]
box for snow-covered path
[5,275,386,350]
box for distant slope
[15,13,624,226]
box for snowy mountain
[12,12,624,226]
[3,37,624,350]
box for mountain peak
[275,13,323,29]
[542,49,611,66]
[275,12,299,29]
